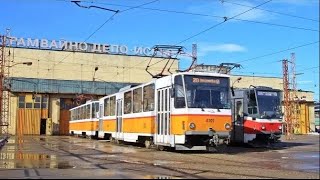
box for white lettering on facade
[41,39,49,48]
[68,42,78,51]
[60,40,68,50]
[17,38,26,47]
[134,46,143,55]
[102,44,110,53]
[119,45,128,54]
[78,42,88,51]
[7,36,154,56]
[143,47,152,56]
[26,38,39,47]
[50,40,59,49]
[91,44,102,53]
[9,37,17,45]
[110,45,119,54]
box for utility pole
[282,59,292,140]
[0,29,11,137]
[290,53,299,134]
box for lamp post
[7,62,32,68]
[231,77,242,97]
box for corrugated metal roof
[9,77,137,95]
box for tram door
[232,98,244,143]
[115,99,123,140]
[155,88,171,145]
[98,103,104,138]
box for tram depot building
[5,38,316,136]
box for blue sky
[1,0,319,100]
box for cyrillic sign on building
[4,36,154,56]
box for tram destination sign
[4,36,154,56]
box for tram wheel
[109,136,115,143]
[144,140,152,149]
[115,139,123,145]
[157,145,165,151]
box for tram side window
[74,109,77,120]
[79,107,83,120]
[133,88,142,113]
[104,98,110,116]
[124,91,132,114]
[143,84,155,112]
[92,103,99,118]
[110,96,116,116]
[76,108,80,120]
[70,110,73,121]
[248,91,258,114]
[82,106,85,120]
[174,75,186,108]
[86,105,90,119]
[72,110,75,121]
[82,106,85,119]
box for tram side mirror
[171,87,175,98]
[231,87,235,97]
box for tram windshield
[174,75,230,109]
[256,90,282,119]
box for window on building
[133,88,142,113]
[26,103,33,109]
[110,96,116,116]
[143,84,155,112]
[42,97,48,109]
[18,96,25,108]
[34,96,41,109]
[124,91,132,114]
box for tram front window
[256,90,281,118]
[184,75,230,109]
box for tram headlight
[261,125,266,130]
[225,123,231,130]
[189,123,196,130]
[279,125,282,130]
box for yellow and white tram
[69,100,99,138]
[70,72,232,150]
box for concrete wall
[8,95,17,135]
[10,48,179,84]
[231,75,314,101]
[231,75,283,90]
[49,97,60,135]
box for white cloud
[198,43,247,57]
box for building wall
[231,75,283,90]
[231,74,315,133]
[10,48,178,83]
[50,97,60,135]
[9,95,17,135]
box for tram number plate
[206,119,214,123]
